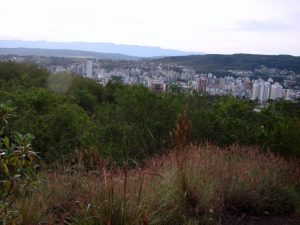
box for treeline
[0,62,300,163]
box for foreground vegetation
[9,144,300,224]
[1,62,300,224]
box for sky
[0,0,299,55]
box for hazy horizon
[1,0,300,55]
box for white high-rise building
[219,78,225,89]
[263,82,271,100]
[270,82,283,100]
[252,80,261,100]
[252,80,271,102]
[86,60,93,78]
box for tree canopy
[0,62,300,164]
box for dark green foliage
[13,89,92,162]
[69,76,104,104]
[73,90,97,112]
[0,62,48,90]
[94,85,182,163]
[157,54,300,73]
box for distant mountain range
[0,40,201,58]
[0,47,139,60]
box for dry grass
[13,145,300,225]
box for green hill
[157,54,300,72]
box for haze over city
[1,0,300,55]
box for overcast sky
[0,0,299,55]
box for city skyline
[0,0,300,55]
[2,54,298,101]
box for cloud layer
[0,0,299,55]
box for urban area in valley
[1,55,300,103]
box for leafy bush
[0,102,39,224]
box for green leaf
[3,136,9,148]
[0,180,12,198]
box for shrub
[0,102,39,224]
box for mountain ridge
[0,47,139,60]
[0,40,202,57]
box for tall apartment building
[196,77,208,94]
[252,80,271,102]
[270,82,283,100]
[252,80,261,100]
[86,60,93,78]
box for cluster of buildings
[1,55,300,102]
[252,79,283,102]
[196,74,299,101]
[148,72,300,102]
[64,60,93,78]
[195,74,253,98]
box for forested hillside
[157,54,300,72]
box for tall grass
[12,144,300,225]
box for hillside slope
[157,54,300,72]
